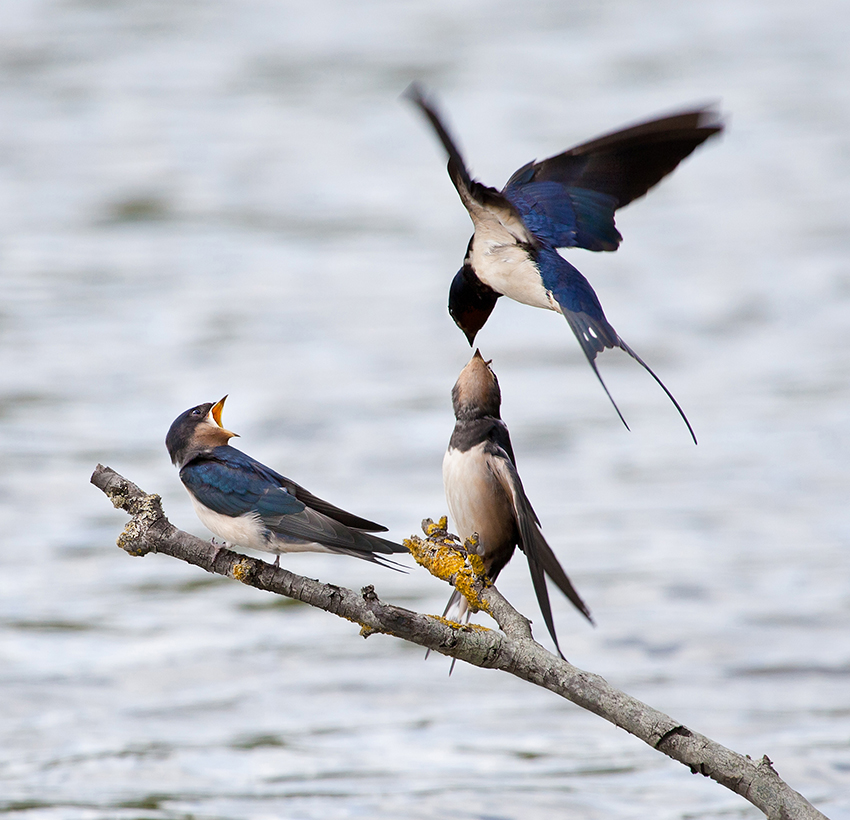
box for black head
[165,396,237,469]
[448,264,500,345]
[451,349,501,421]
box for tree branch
[91,464,829,820]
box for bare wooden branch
[91,464,830,820]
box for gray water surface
[1,0,849,817]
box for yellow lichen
[116,519,146,556]
[422,516,449,537]
[231,559,254,583]
[451,568,488,615]
[404,518,492,615]
[463,534,487,576]
[431,615,491,634]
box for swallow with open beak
[442,351,593,657]
[165,396,407,566]
[407,84,724,443]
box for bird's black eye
[191,407,203,416]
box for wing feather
[486,452,592,658]
[181,448,406,559]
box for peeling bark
[91,464,829,820]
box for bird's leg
[209,538,227,564]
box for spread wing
[504,179,621,251]
[504,106,723,250]
[406,83,534,248]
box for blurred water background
[1,0,849,817]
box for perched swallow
[165,396,407,567]
[407,84,724,443]
[442,351,592,657]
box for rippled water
[1,0,849,817]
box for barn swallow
[407,84,723,443]
[442,351,592,657]
[165,396,407,567]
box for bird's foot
[209,538,224,563]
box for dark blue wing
[503,107,722,253]
[504,176,621,252]
[182,445,388,530]
[180,449,306,519]
[181,446,406,558]
[254,463,388,532]
[504,107,723,213]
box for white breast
[470,237,559,312]
[442,444,515,555]
[189,491,268,550]
[188,489,338,555]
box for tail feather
[328,544,408,571]
[617,338,697,445]
[519,510,593,660]
[529,529,593,625]
[525,550,565,659]
[561,308,696,444]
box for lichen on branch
[89,463,830,820]
[404,516,489,616]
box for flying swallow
[442,351,592,657]
[407,84,723,443]
[165,396,407,567]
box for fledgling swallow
[407,84,724,443]
[442,351,592,657]
[165,396,407,567]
